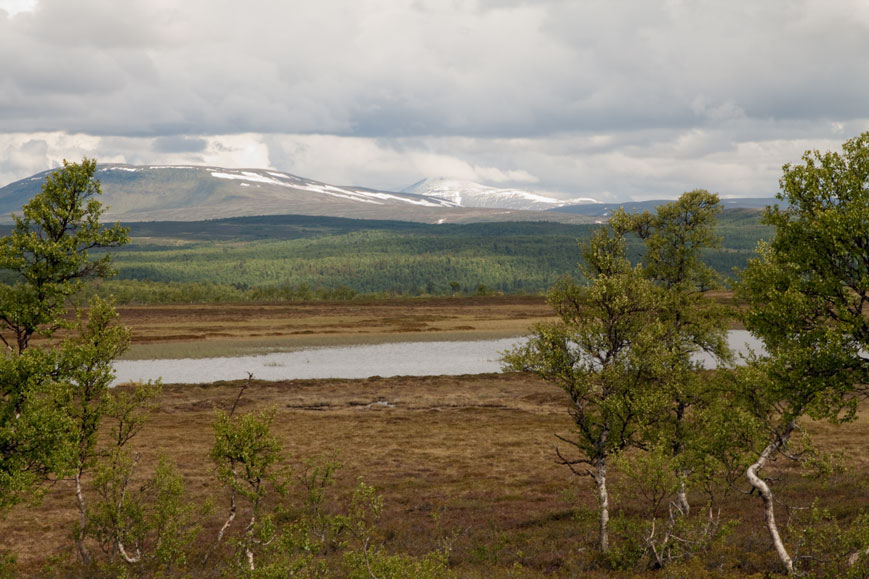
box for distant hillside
[402,177,599,211]
[1,164,783,226]
[0,209,771,301]
[0,165,596,225]
[550,197,780,217]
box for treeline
[81,212,771,303]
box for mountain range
[402,177,600,211]
[0,164,600,225]
[0,164,776,224]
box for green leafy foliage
[0,159,130,513]
[740,133,869,422]
[0,347,72,510]
[212,407,284,508]
[210,403,286,571]
[504,221,670,554]
[64,297,132,477]
[789,504,869,578]
[735,132,869,574]
[0,160,169,572]
[88,452,208,576]
[620,191,739,528]
[505,191,748,564]
[0,158,128,351]
[59,297,161,566]
[342,546,452,579]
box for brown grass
[111,292,744,359]
[2,371,867,577]
[114,296,559,359]
[4,295,866,577]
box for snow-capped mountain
[0,165,596,225]
[402,177,600,211]
[202,167,456,209]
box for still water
[112,331,764,386]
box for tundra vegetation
[0,134,867,577]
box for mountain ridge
[0,164,597,225]
[402,177,600,211]
[0,164,778,225]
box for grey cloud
[151,136,208,154]
[24,0,174,49]
[3,0,869,140]
[3,0,869,199]
[1,138,49,184]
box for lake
[111,330,764,385]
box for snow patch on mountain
[209,168,455,208]
[402,178,599,211]
[1,163,606,225]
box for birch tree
[504,220,668,553]
[627,190,732,515]
[209,381,284,572]
[738,132,869,574]
[0,159,163,568]
[0,159,129,512]
[60,298,134,564]
[505,191,739,561]
[0,347,70,511]
[0,158,128,353]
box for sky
[1,0,868,202]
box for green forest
[60,211,772,304]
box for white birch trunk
[116,452,141,564]
[203,487,236,564]
[74,470,90,564]
[745,420,796,575]
[216,489,237,545]
[117,541,142,564]
[676,479,690,516]
[245,513,256,571]
[594,457,610,553]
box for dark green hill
[550,197,779,216]
[1,192,774,302]
[45,210,767,303]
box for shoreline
[115,296,556,360]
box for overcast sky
[1,0,868,201]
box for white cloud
[4,126,869,202]
[200,135,272,170]
[473,167,538,184]
[0,132,105,185]
[0,0,37,16]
